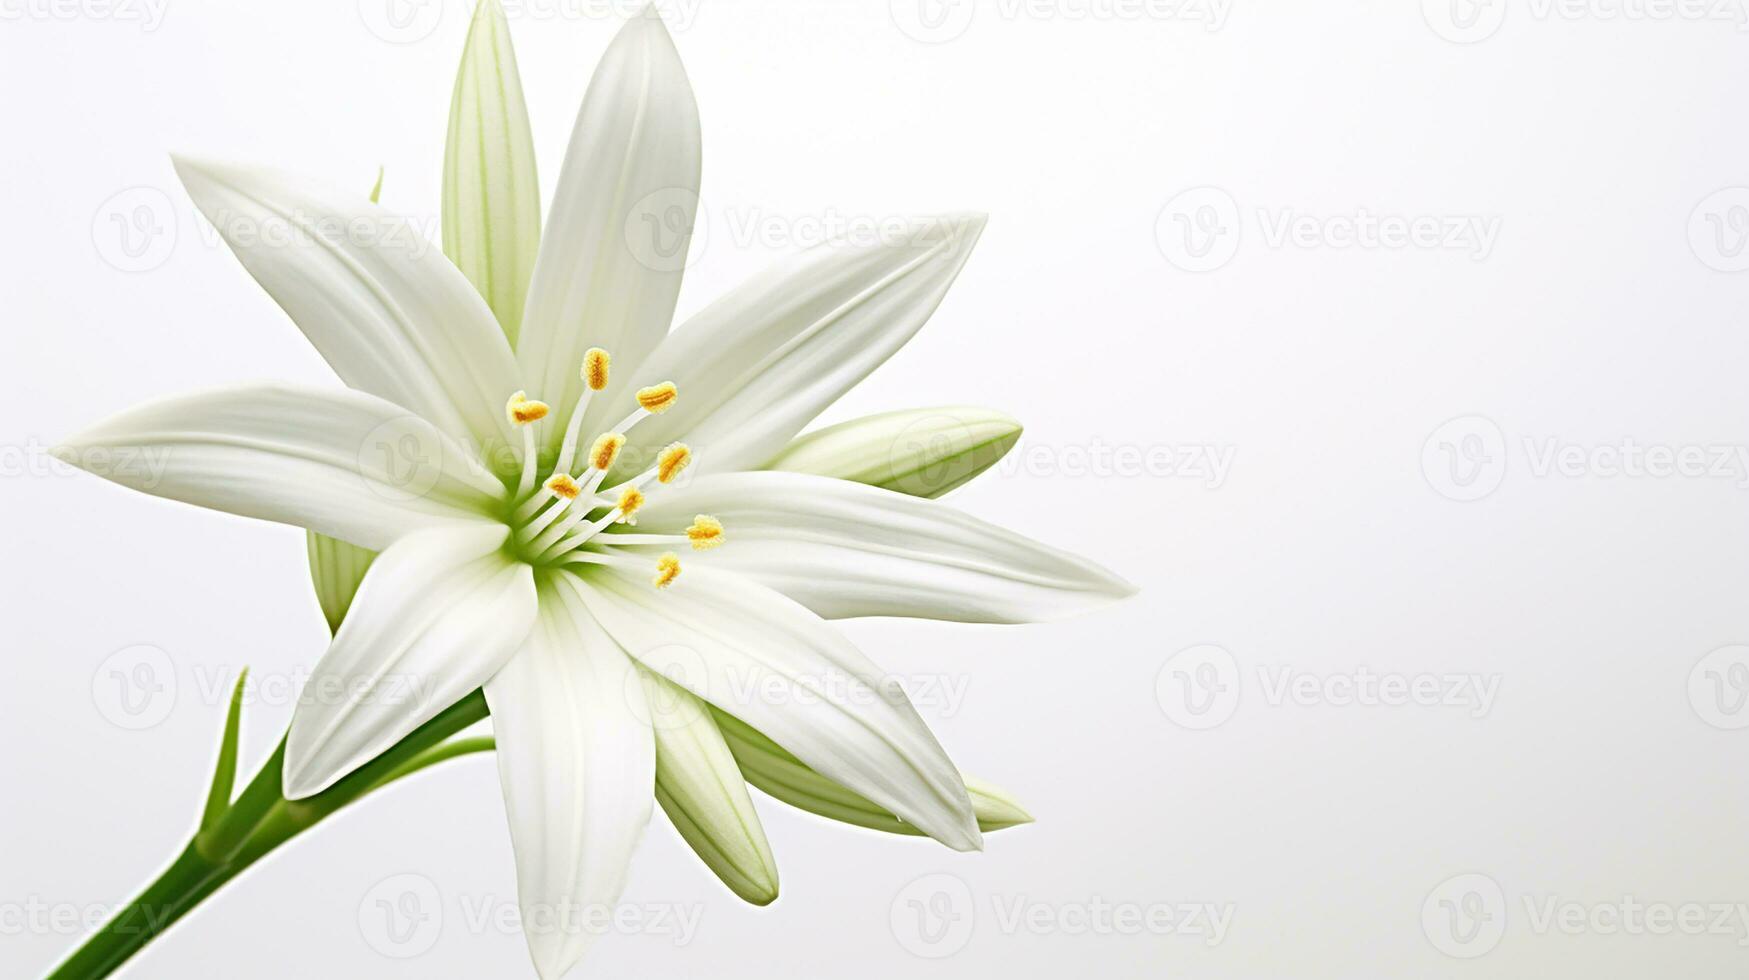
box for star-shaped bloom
[57,6,1132,976]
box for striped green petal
[712,707,1032,835]
[765,405,1021,498]
[442,0,540,343]
[645,670,780,905]
[306,531,376,634]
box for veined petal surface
[172,156,523,460]
[643,669,778,905]
[443,0,541,342]
[573,563,980,851]
[765,405,1022,498]
[56,383,505,551]
[520,7,701,463]
[621,471,1135,622]
[606,214,986,479]
[485,571,654,979]
[284,524,538,798]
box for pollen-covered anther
[506,391,550,425]
[686,514,724,550]
[653,553,682,589]
[616,486,646,521]
[636,382,679,414]
[589,432,626,472]
[657,443,692,483]
[544,474,582,500]
[583,348,611,391]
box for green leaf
[711,707,1033,836]
[198,668,249,832]
[645,670,779,905]
[305,532,376,635]
[765,405,1022,499]
[442,0,541,344]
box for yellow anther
[653,553,682,589]
[636,382,679,414]
[589,432,626,472]
[544,474,581,500]
[583,348,611,391]
[616,486,645,521]
[506,391,550,425]
[657,443,692,484]
[686,514,724,551]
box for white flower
[57,5,1132,977]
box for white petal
[284,524,537,798]
[172,156,523,461]
[644,669,778,905]
[442,0,541,342]
[623,471,1135,622]
[606,214,986,478]
[56,383,505,551]
[520,7,700,463]
[485,571,654,980]
[573,564,980,851]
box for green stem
[44,692,492,980]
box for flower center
[498,350,713,589]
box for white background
[6,0,1749,976]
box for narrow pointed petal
[714,708,1032,835]
[520,7,700,463]
[56,383,505,551]
[622,471,1135,622]
[284,524,537,798]
[765,405,1023,498]
[306,531,377,634]
[604,214,986,479]
[443,0,541,342]
[643,668,778,905]
[485,571,654,979]
[172,156,523,459]
[573,564,980,851]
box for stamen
[590,433,626,473]
[652,553,682,589]
[505,392,550,426]
[656,443,692,484]
[507,391,551,499]
[554,348,615,474]
[636,382,679,414]
[584,348,611,391]
[545,474,582,500]
[686,514,724,550]
[616,486,645,523]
